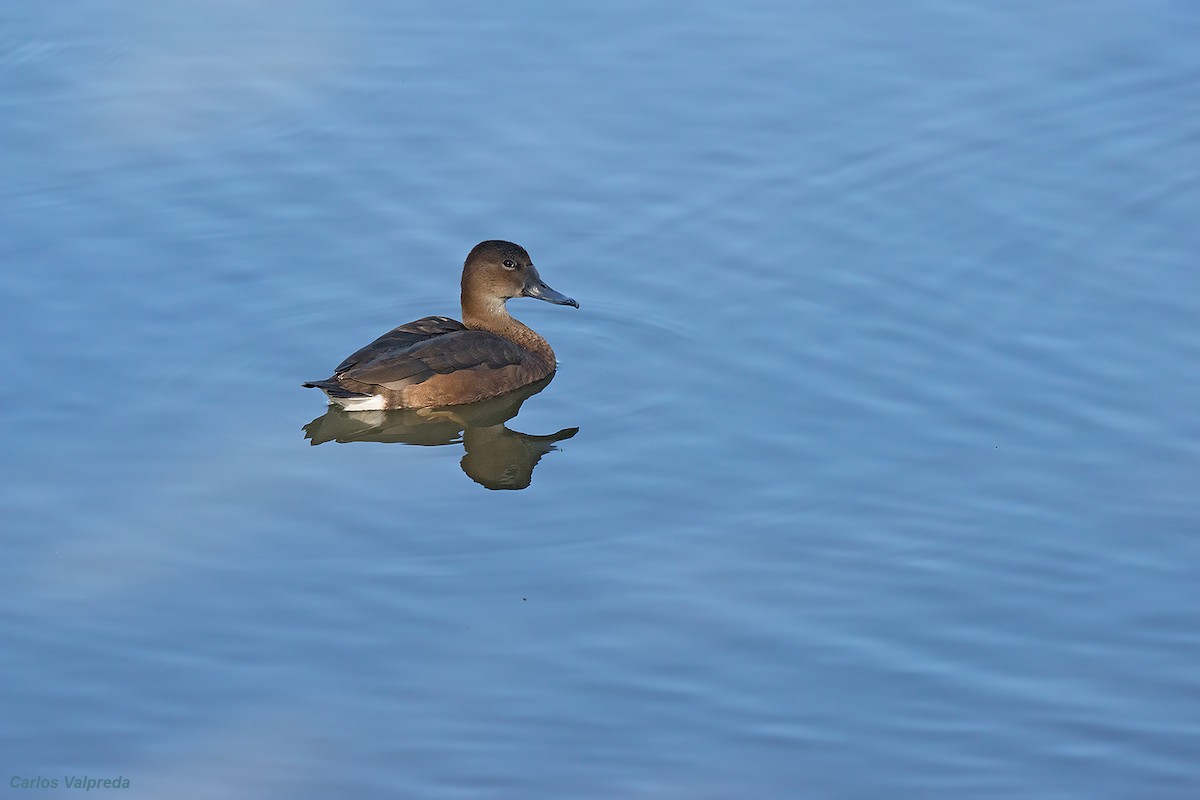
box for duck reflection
[302,376,577,490]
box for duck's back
[304,315,554,409]
[332,315,467,375]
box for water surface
[2,1,1199,797]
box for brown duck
[303,240,578,410]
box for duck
[303,240,578,410]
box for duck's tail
[301,379,371,399]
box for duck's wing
[339,328,527,390]
[332,316,466,374]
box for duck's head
[461,240,578,314]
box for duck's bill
[523,278,579,308]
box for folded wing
[335,318,527,391]
[332,316,467,374]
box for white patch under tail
[329,393,388,411]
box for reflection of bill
[302,376,578,490]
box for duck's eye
[502,259,518,271]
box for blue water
[3,1,1199,797]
